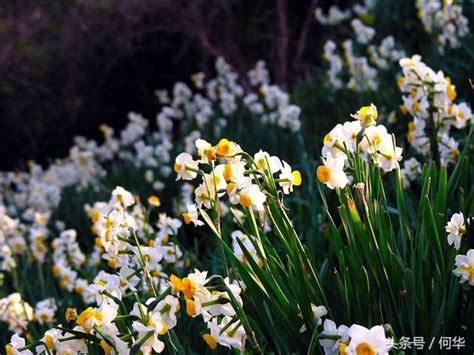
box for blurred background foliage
[0,0,473,170]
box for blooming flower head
[319,319,350,355]
[238,184,266,211]
[351,103,378,126]
[446,213,466,250]
[182,204,204,227]
[453,249,474,286]
[347,325,392,355]
[5,334,32,355]
[254,150,282,173]
[195,139,216,163]
[174,153,199,181]
[317,156,348,190]
[278,161,302,194]
[132,311,167,354]
[111,186,135,208]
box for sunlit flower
[347,325,392,355]
[238,184,266,211]
[351,103,378,126]
[317,156,348,189]
[174,153,199,181]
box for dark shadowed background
[0,0,331,170]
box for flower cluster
[156,58,301,133]
[174,138,302,223]
[445,212,473,286]
[314,5,351,26]
[3,183,247,354]
[319,320,393,355]
[416,0,469,52]
[170,270,246,350]
[323,36,404,92]
[399,55,472,167]
[317,104,402,189]
[0,293,33,334]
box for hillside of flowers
[1,1,473,354]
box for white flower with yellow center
[238,184,266,211]
[322,124,345,159]
[5,334,32,355]
[358,125,391,155]
[182,204,204,227]
[36,328,62,354]
[34,298,57,325]
[317,156,348,190]
[347,324,392,355]
[278,162,302,194]
[453,249,474,286]
[216,138,241,157]
[195,139,216,163]
[376,141,403,173]
[446,213,466,250]
[342,120,362,152]
[132,311,167,354]
[110,186,135,208]
[88,271,122,305]
[254,150,282,173]
[319,319,350,355]
[205,316,246,350]
[118,265,140,292]
[452,102,472,129]
[221,159,246,182]
[174,153,199,181]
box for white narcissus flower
[174,153,199,181]
[254,150,282,173]
[154,295,180,330]
[446,213,466,250]
[376,141,403,173]
[317,156,349,190]
[222,159,246,182]
[119,265,140,292]
[453,249,474,286]
[110,186,135,208]
[195,139,216,163]
[350,103,378,126]
[322,124,346,159]
[342,120,362,152]
[347,324,392,355]
[34,298,57,325]
[36,328,62,354]
[238,184,267,211]
[278,161,302,194]
[319,319,350,355]
[182,204,204,227]
[358,125,391,155]
[5,334,32,355]
[206,316,246,350]
[132,312,166,354]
